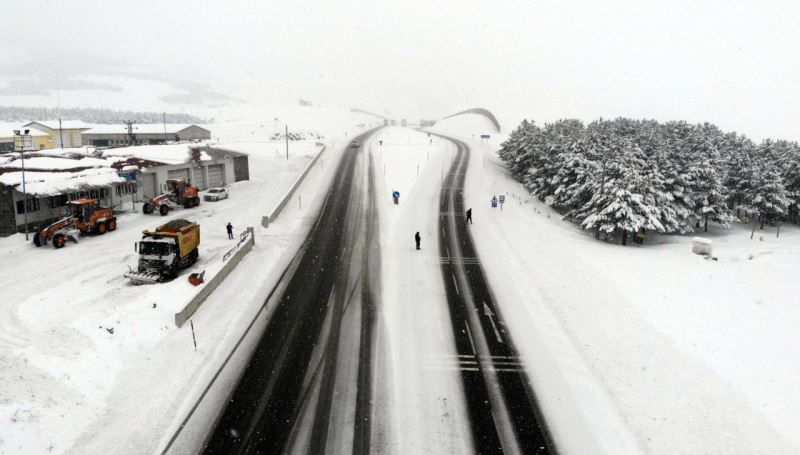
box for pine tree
[572,141,664,244]
[683,126,733,231]
[746,147,790,228]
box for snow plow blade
[124,271,163,285]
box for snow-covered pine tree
[498,119,533,179]
[683,125,733,231]
[746,142,791,228]
[550,136,599,210]
[572,140,664,244]
[658,121,695,231]
[720,133,757,213]
[781,144,800,222]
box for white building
[82,124,211,147]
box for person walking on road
[415,231,421,250]
[226,222,234,240]
[466,208,472,224]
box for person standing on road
[226,222,234,240]
[415,231,421,250]
[466,208,472,224]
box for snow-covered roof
[1,156,110,170]
[0,167,125,196]
[82,124,207,135]
[0,147,126,195]
[0,122,50,138]
[101,144,211,165]
[32,146,100,157]
[25,120,94,130]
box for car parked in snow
[203,187,229,202]
[350,139,361,148]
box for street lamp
[13,129,33,240]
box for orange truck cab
[33,198,117,248]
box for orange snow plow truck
[124,219,200,284]
[33,198,117,248]
[142,178,200,216]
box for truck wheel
[159,205,169,216]
[96,222,107,235]
[107,220,117,231]
[53,234,66,249]
[33,232,43,247]
[143,203,153,214]
[189,248,199,265]
[193,196,200,207]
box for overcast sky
[2,0,800,140]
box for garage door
[141,173,158,199]
[207,164,225,188]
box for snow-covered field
[432,115,800,454]
[0,106,377,455]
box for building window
[50,194,68,208]
[16,198,40,214]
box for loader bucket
[124,270,163,285]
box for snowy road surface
[200,127,555,454]
[203,129,381,454]
[437,135,551,454]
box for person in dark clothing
[415,231,421,250]
[466,208,472,224]
[226,222,234,240]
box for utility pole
[58,118,64,149]
[162,113,168,144]
[14,130,32,240]
[285,125,289,160]
[123,120,136,145]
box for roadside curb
[174,227,255,327]
[263,142,327,226]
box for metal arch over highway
[350,108,389,120]
[441,107,502,132]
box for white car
[204,187,229,202]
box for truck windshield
[139,242,171,255]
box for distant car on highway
[203,187,229,202]
[350,140,361,148]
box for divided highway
[437,135,553,454]
[202,130,380,454]
[197,129,554,455]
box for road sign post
[498,194,505,211]
[491,195,498,208]
[392,190,400,205]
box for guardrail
[174,227,255,327]
[262,144,327,227]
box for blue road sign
[392,191,400,199]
